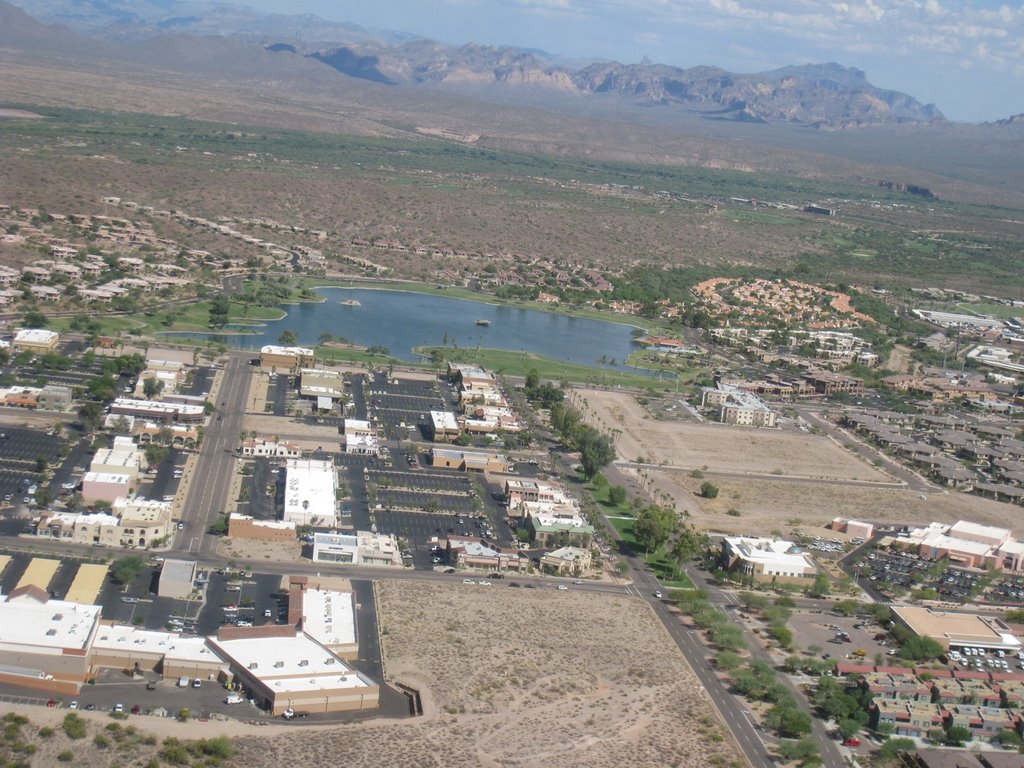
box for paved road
[177,353,251,555]
[795,405,936,494]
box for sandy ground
[675,472,1024,534]
[579,389,886,481]
[229,580,744,768]
[0,582,744,768]
[217,536,304,563]
[577,387,1024,537]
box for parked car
[224,694,245,705]
[842,738,861,747]
[113,703,124,714]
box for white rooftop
[112,398,204,416]
[210,632,371,693]
[0,595,101,652]
[300,589,356,647]
[229,513,296,530]
[725,536,815,569]
[14,329,59,345]
[82,471,131,485]
[431,411,459,430]
[283,459,337,526]
[261,344,314,356]
[92,625,222,664]
[949,520,1012,543]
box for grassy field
[607,516,694,589]
[415,345,677,388]
[956,302,1024,321]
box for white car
[557,585,569,591]
[478,580,492,586]
[462,579,476,585]
[224,694,244,705]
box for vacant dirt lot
[640,470,1022,537]
[230,580,744,768]
[582,389,885,481]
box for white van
[177,676,190,688]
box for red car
[45,699,57,708]
[842,738,861,747]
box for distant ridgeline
[878,180,936,199]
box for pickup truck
[224,694,244,705]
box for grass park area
[415,345,677,388]
[607,515,694,589]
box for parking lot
[363,372,451,441]
[786,612,894,663]
[0,427,63,503]
[853,549,983,602]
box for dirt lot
[216,536,303,564]
[581,389,885,481]
[230,580,744,768]
[671,473,1024,534]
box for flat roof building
[110,397,205,424]
[311,531,402,567]
[430,410,461,442]
[720,536,817,584]
[892,606,1022,653]
[157,559,198,600]
[228,514,296,542]
[260,345,314,372]
[81,471,133,504]
[0,588,102,695]
[431,447,510,473]
[12,328,60,353]
[283,459,338,528]
[208,629,378,715]
[298,588,357,656]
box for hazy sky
[241,0,1024,122]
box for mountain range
[7,0,944,129]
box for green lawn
[607,516,694,589]
[415,346,677,388]
[956,302,1024,321]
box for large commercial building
[0,587,102,695]
[719,536,817,584]
[0,578,379,712]
[429,410,461,442]
[896,520,1024,573]
[701,383,778,428]
[282,459,338,527]
[892,606,1022,654]
[208,628,378,715]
